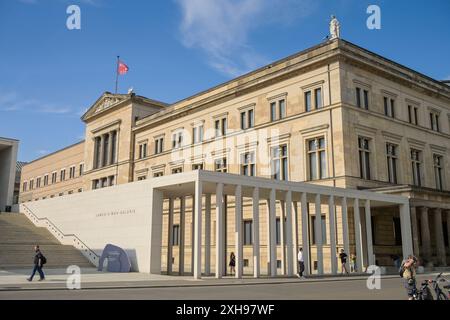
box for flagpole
[115,55,119,94]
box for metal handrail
[21,204,100,261]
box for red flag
[118,60,129,75]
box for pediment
[81,92,130,122]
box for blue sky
[1,0,449,162]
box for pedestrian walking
[350,253,357,273]
[339,249,349,275]
[27,245,46,282]
[297,248,305,279]
[400,255,417,300]
[229,252,236,276]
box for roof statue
[330,15,341,39]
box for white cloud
[0,90,73,115]
[176,0,315,77]
[37,149,49,156]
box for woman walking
[229,252,236,276]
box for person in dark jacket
[27,245,45,281]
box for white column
[365,199,375,266]
[98,135,104,168]
[167,197,174,274]
[193,180,203,279]
[410,207,420,258]
[149,188,164,274]
[268,189,277,277]
[301,193,310,275]
[341,197,350,272]
[215,183,224,279]
[107,132,113,165]
[315,194,323,275]
[179,197,185,275]
[353,198,364,273]
[285,191,294,277]
[433,208,446,266]
[204,194,211,275]
[235,185,243,278]
[328,195,337,274]
[252,187,260,278]
[280,201,286,275]
[419,207,431,261]
[399,203,414,260]
[292,201,299,275]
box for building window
[154,136,164,154]
[241,152,255,176]
[271,145,288,180]
[358,137,371,180]
[42,175,48,186]
[386,143,398,184]
[137,176,147,181]
[30,179,34,190]
[172,225,180,246]
[69,166,76,179]
[60,169,66,182]
[78,188,82,193]
[311,215,327,245]
[314,88,322,109]
[270,99,286,121]
[430,111,440,132]
[410,149,422,187]
[356,87,369,109]
[305,91,312,112]
[433,154,444,190]
[214,158,227,173]
[243,220,253,245]
[240,108,254,130]
[172,131,183,149]
[408,105,419,125]
[172,167,183,174]
[214,117,227,137]
[384,97,395,118]
[51,172,57,184]
[138,142,148,159]
[192,124,204,144]
[275,218,281,245]
[23,181,27,192]
[36,177,41,188]
[307,137,327,180]
[68,190,73,195]
[153,171,164,177]
[192,163,203,170]
[79,163,84,176]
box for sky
[1,0,449,162]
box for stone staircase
[0,212,94,269]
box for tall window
[51,172,57,184]
[240,108,254,130]
[384,97,395,118]
[276,218,281,245]
[308,137,327,180]
[214,117,227,137]
[138,142,148,159]
[154,136,164,154]
[355,87,369,109]
[214,158,227,173]
[60,169,66,182]
[43,175,48,186]
[358,137,371,180]
[386,143,398,184]
[270,99,286,121]
[192,124,204,144]
[36,177,41,188]
[79,163,84,176]
[23,181,27,192]
[430,111,440,132]
[69,166,76,179]
[241,152,256,176]
[304,91,312,112]
[433,154,444,190]
[172,225,180,246]
[311,215,327,245]
[243,220,253,245]
[408,105,419,125]
[29,179,34,190]
[271,145,288,180]
[314,88,322,109]
[172,131,183,149]
[410,149,422,187]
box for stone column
[235,185,243,278]
[280,201,286,275]
[204,194,211,276]
[301,193,310,275]
[409,206,420,258]
[167,197,174,274]
[215,183,224,278]
[399,203,414,260]
[433,208,447,266]
[285,191,294,277]
[149,188,164,274]
[447,210,450,252]
[98,135,104,168]
[292,201,299,275]
[193,181,203,279]
[365,200,375,266]
[420,207,432,262]
[328,195,338,274]
[353,198,364,273]
[268,189,277,277]
[315,194,323,275]
[179,197,185,275]
[108,132,113,165]
[252,187,260,278]
[341,197,350,272]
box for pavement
[0,268,449,300]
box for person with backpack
[400,255,417,300]
[339,249,349,275]
[27,245,46,281]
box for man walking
[27,245,45,281]
[339,249,349,275]
[297,248,305,279]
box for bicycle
[412,280,434,300]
